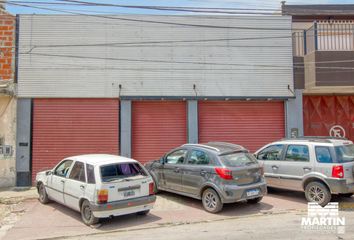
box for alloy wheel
[204,192,217,211]
[308,185,325,203]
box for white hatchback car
[36,154,156,225]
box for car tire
[136,210,150,216]
[202,188,223,213]
[305,181,331,207]
[247,197,263,204]
[339,193,353,198]
[38,183,50,204]
[81,200,99,226]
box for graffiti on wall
[0,145,13,157]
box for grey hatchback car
[145,142,267,213]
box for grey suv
[145,142,267,213]
[255,137,354,206]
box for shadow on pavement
[154,191,274,217]
[37,200,161,231]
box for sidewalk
[0,187,37,204]
[0,187,37,240]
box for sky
[5,0,354,15]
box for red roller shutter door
[199,101,285,152]
[32,99,119,183]
[132,101,187,163]
[303,96,354,141]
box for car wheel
[136,210,150,216]
[202,188,223,213]
[38,183,50,204]
[81,200,99,225]
[339,193,353,198]
[305,181,331,207]
[247,197,263,204]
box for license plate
[246,189,259,197]
[123,190,135,197]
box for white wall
[0,96,16,188]
[18,15,294,98]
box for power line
[20,52,292,69]
[55,0,281,15]
[20,52,354,71]
[5,2,296,30]
[20,35,293,50]
[8,0,281,12]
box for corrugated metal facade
[303,96,354,141]
[32,99,119,183]
[198,101,285,152]
[18,15,293,98]
[132,101,187,163]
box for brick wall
[0,12,15,81]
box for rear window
[335,144,354,163]
[100,163,147,182]
[219,152,258,167]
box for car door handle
[60,179,65,183]
[303,167,312,171]
[174,168,180,173]
[200,170,207,176]
[80,185,85,190]
[271,165,279,170]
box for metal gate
[198,101,285,152]
[303,96,354,141]
[132,101,187,163]
[32,99,119,183]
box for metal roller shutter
[303,96,354,141]
[199,101,285,152]
[32,99,119,183]
[132,101,187,163]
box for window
[315,147,333,163]
[69,161,86,182]
[257,145,284,161]
[187,150,210,165]
[165,150,188,164]
[335,144,354,163]
[285,145,309,162]
[54,160,73,177]
[220,152,257,167]
[100,163,147,182]
[86,164,96,184]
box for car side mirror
[160,157,165,164]
[46,170,52,176]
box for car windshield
[220,152,258,167]
[335,144,354,163]
[100,163,147,182]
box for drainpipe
[314,22,318,51]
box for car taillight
[149,182,155,195]
[97,189,108,204]
[332,165,344,178]
[215,167,233,180]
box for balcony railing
[292,21,354,57]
